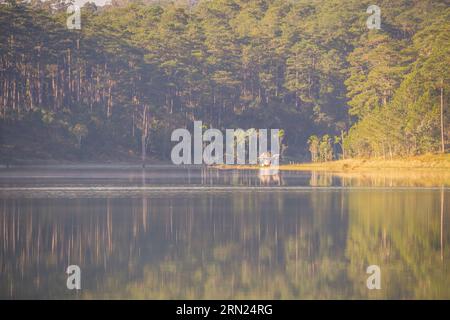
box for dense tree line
[0,0,448,162]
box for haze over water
[0,165,448,299]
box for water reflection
[258,168,282,186]
[0,167,449,299]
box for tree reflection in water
[0,169,448,299]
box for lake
[0,165,448,299]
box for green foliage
[0,0,448,161]
[319,134,333,162]
[71,123,88,147]
[345,7,449,157]
[307,135,319,162]
[308,134,334,162]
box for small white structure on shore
[258,152,281,185]
[258,152,280,167]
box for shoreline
[0,154,448,172]
[215,154,450,172]
[215,154,450,186]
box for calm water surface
[0,165,448,299]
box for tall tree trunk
[68,48,72,100]
[440,79,445,153]
[441,186,444,261]
[77,39,81,103]
[107,79,112,118]
[141,105,149,165]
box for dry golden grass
[214,153,450,186]
[216,153,450,171]
[281,153,450,171]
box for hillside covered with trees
[0,0,448,162]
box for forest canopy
[0,0,448,162]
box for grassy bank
[216,154,450,172]
[279,153,450,172]
[215,154,450,186]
